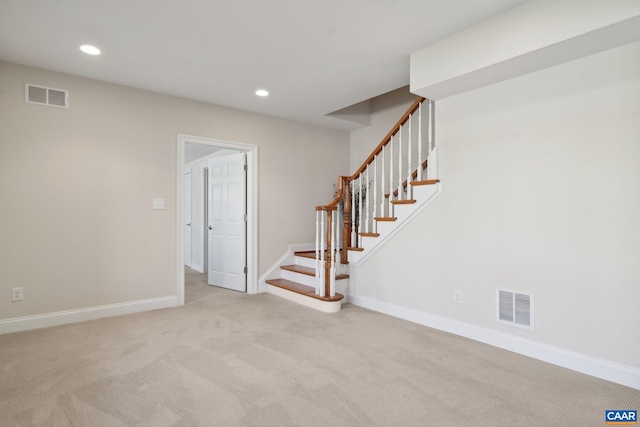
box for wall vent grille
[25,84,69,109]
[497,289,534,330]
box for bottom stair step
[265,278,344,302]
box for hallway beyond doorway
[185,267,216,304]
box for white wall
[350,41,640,369]
[185,149,236,272]
[349,87,418,172]
[0,61,349,321]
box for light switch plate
[153,198,165,210]
[454,290,462,304]
[12,287,24,301]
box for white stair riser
[376,221,396,236]
[361,205,419,251]
[412,184,438,202]
[348,250,364,263]
[281,269,318,287]
[391,202,415,223]
[295,255,348,270]
[266,285,341,313]
[351,184,441,263]
[294,256,318,269]
[360,237,379,252]
[281,268,350,289]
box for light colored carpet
[0,268,638,426]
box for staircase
[266,250,349,313]
[264,97,441,312]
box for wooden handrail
[316,175,347,211]
[316,97,425,212]
[349,96,424,180]
[314,96,431,290]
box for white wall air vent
[25,84,68,109]
[497,289,534,330]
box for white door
[184,169,192,268]
[207,153,247,292]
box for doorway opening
[176,134,258,306]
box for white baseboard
[349,294,640,390]
[0,296,177,335]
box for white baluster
[365,163,370,233]
[315,210,320,295]
[358,174,363,246]
[337,202,342,275]
[407,113,412,200]
[381,144,386,217]
[330,209,336,297]
[320,211,325,297]
[418,102,423,181]
[373,154,378,232]
[351,180,356,247]
[389,134,394,212]
[398,124,403,200]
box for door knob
[208,226,212,230]
[186,223,191,226]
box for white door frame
[176,134,259,306]
[184,168,193,269]
[201,162,209,273]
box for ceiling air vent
[25,84,69,109]
[497,289,534,330]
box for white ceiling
[0,0,529,130]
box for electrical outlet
[153,198,165,210]
[453,290,462,304]
[12,287,23,302]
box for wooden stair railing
[314,97,437,298]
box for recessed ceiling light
[255,89,269,97]
[80,45,101,55]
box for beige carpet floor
[0,268,638,426]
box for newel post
[342,176,352,264]
[324,209,333,297]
